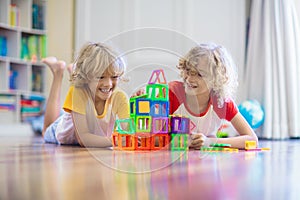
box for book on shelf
[32,3,44,30]
[0,95,16,111]
[21,37,30,60]
[39,35,47,58]
[21,35,47,61]
[32,69,43,92]
[10,4,20,26]
[0,105,15,111]
[22,94,45,101]
[21,94,45,121]
[9,70,18,90]
[0,36,7,56]
[21,107,41,113]
[28,35,38,62]
[21,99,40,107]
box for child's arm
[223,112,258,148]
[190,113,258,149]
[71,112,112,148]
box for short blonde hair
[177,43,238,107]
[71,42,126,87]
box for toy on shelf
[112,69,190,151]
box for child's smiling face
[88,69,120,101]
[183,59,210,96]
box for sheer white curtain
[245,0,300,139]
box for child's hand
[189,133,207,149]
[131,87,146,98]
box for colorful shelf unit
[0,0,47,124]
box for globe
[238,99,264,129]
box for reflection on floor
[0,135,300,200]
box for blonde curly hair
[70,42,126,87]
[177,43,238,107]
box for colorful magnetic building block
[170,115,190,134]
[244,140,271,151]
[245,140,257,150]
[112,69,190,151]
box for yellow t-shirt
[62,85,129,135]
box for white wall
[75,0,248,97]
[46,0,74,104]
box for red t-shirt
[168,81,238,121]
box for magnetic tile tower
[112,69,191,151]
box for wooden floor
[0,134,300,200]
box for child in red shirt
[170,43,258,149]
